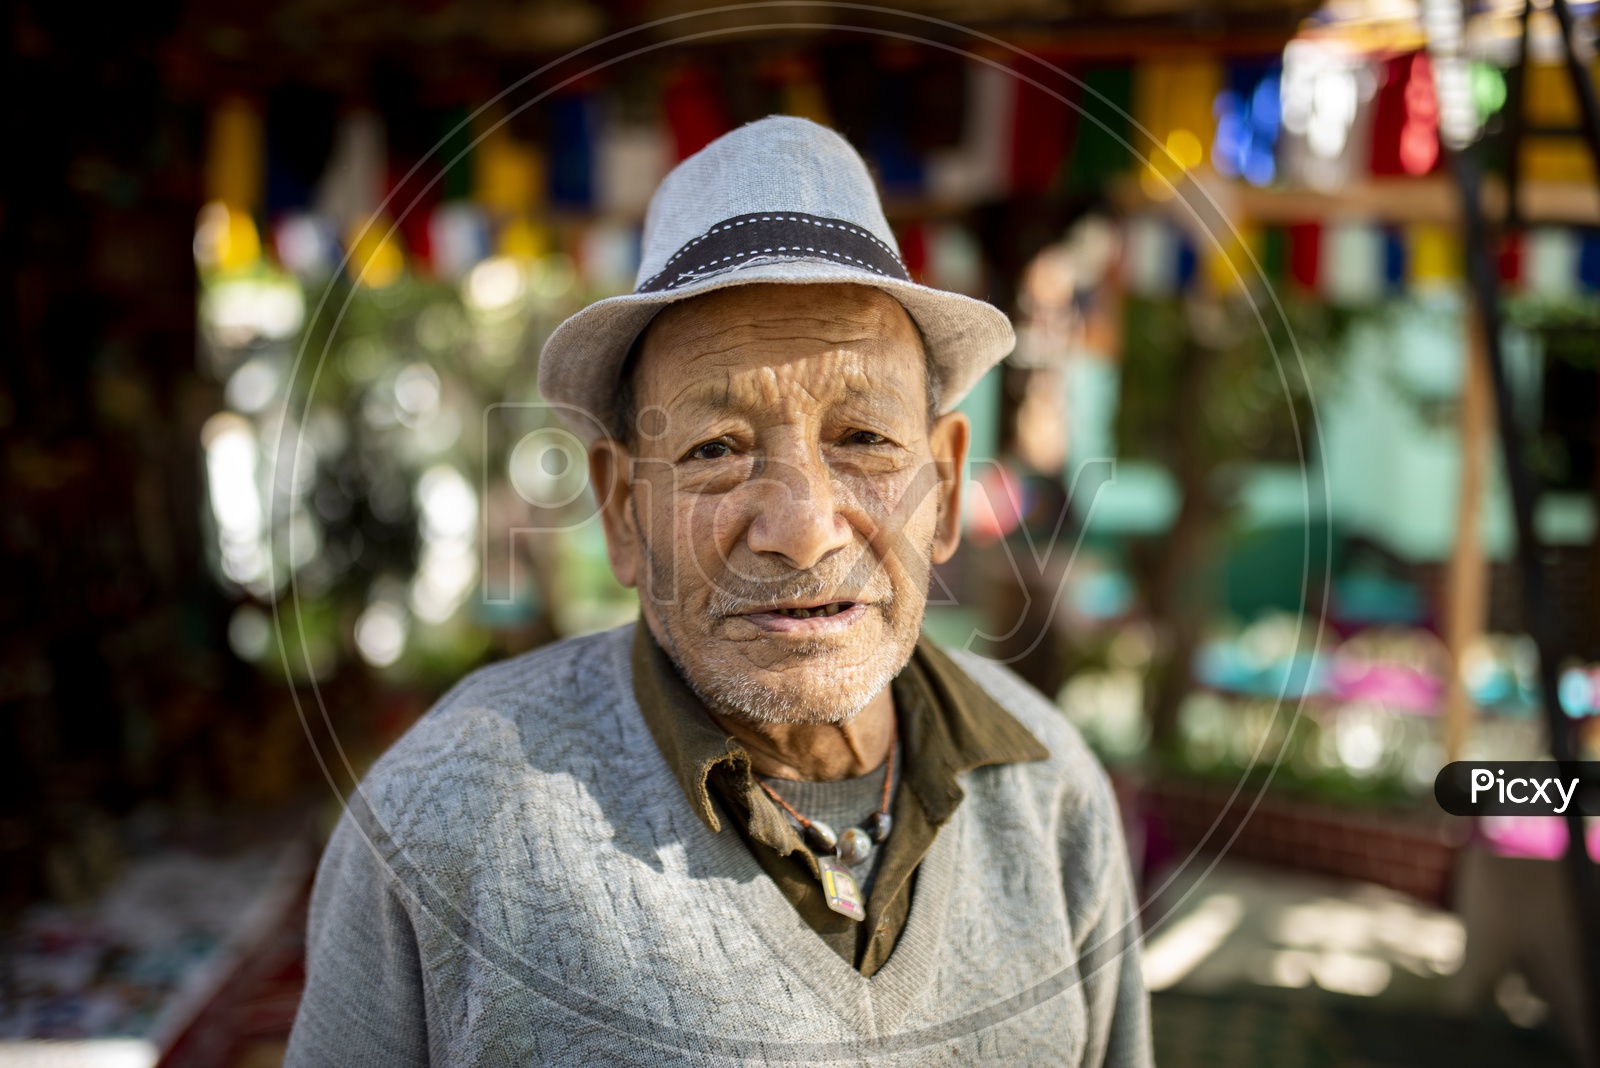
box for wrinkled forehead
[633,283,925,419]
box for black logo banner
[1434,761,1600,816]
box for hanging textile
[1322,219,1385,304]
[375,82,444,279]
[926,62,1014,204]
[1524,227,1579,299]
[1383,225,1407,294]
[868,65,926,199]
[1497,231,1523,289]
[1279,40,1375,192]
[1009,55,1075,197]
[1065,65,1132,195]
[926,223,985,296]
[498,216,548,261]
[549,95,596,209]
[429,202,491,282]
[579,221,641,295]
[206,98,264,213]
[1174,236,1198,291]
[438,109,474,202]
[1370,53,1439,177]
[1202,224,1260,296]
[1407,223,1460,293]
[1579,230,1600,292]
[1522,63,1599,184]
[273,213,337,279]
[397,191,437,277]
[473,124,544,219]
[1260,224,1288,289]
[776,54,832,127]
[1287,221,1321,292]
[596,118,672,218]
[1125,213,1178,297]
[897,222,928,283]
[199,98,265,273]
[1215,60,1281,187]
[664,67,731,161]
[315,111,387,236]
[265,87,336,217]
[1132,59,1221,198]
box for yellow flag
[205,99,262,212]
[475,128,545,217]
[1135,60,1221,200]
[1409,224,1461,292]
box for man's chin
[652,603,922,723]
[688,652,905,725]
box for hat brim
[537,259,1015,441]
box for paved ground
[1141,858,1582,1067]
[1151,987,1577,1068]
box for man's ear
[589,438,640,589]
[928,411,969,565]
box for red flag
[1009,58,1075,196]
[1497,231,1523,288]
[897,222,928,283]
[1371,53,1439,177]
[664,67,732,161]
[1288,222,1321,291]
[391,162,438,276]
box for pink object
[1481,815,1600,862]
[966,463,1023,545]
[1329,658,1444,713]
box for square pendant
[817,856,865,921]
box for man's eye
[844,430,887,446]
[689,440,733,460]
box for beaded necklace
[756,718,896,921]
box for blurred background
[4,0,1600,1064]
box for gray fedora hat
[537,115,1014,439]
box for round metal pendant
[836,826,873,867]
[804,820,838,852]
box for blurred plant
[1116,293,1355,752]
[197,227,628,690]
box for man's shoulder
[938,644,1118,814]
[355,623,636,815]
[938,646,1090,759]
[434,620,634,719]
[938,646,1132,920]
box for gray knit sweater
[286,624,1152,1066]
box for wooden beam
[1118,171,1600,226]
[1443,303,1491,762]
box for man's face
[591,283,969,725]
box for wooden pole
[1453,149,1600,1062]
[1443,303,1491,762]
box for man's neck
[706,685,896,782]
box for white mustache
[706,557,894,617]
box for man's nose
[745,456,852,571]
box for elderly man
[288,117,1151,1066]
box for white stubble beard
[637,507,934,725]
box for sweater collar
[629,621,1049,835]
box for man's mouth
[767,601,855,619]
[732,600,871,634]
